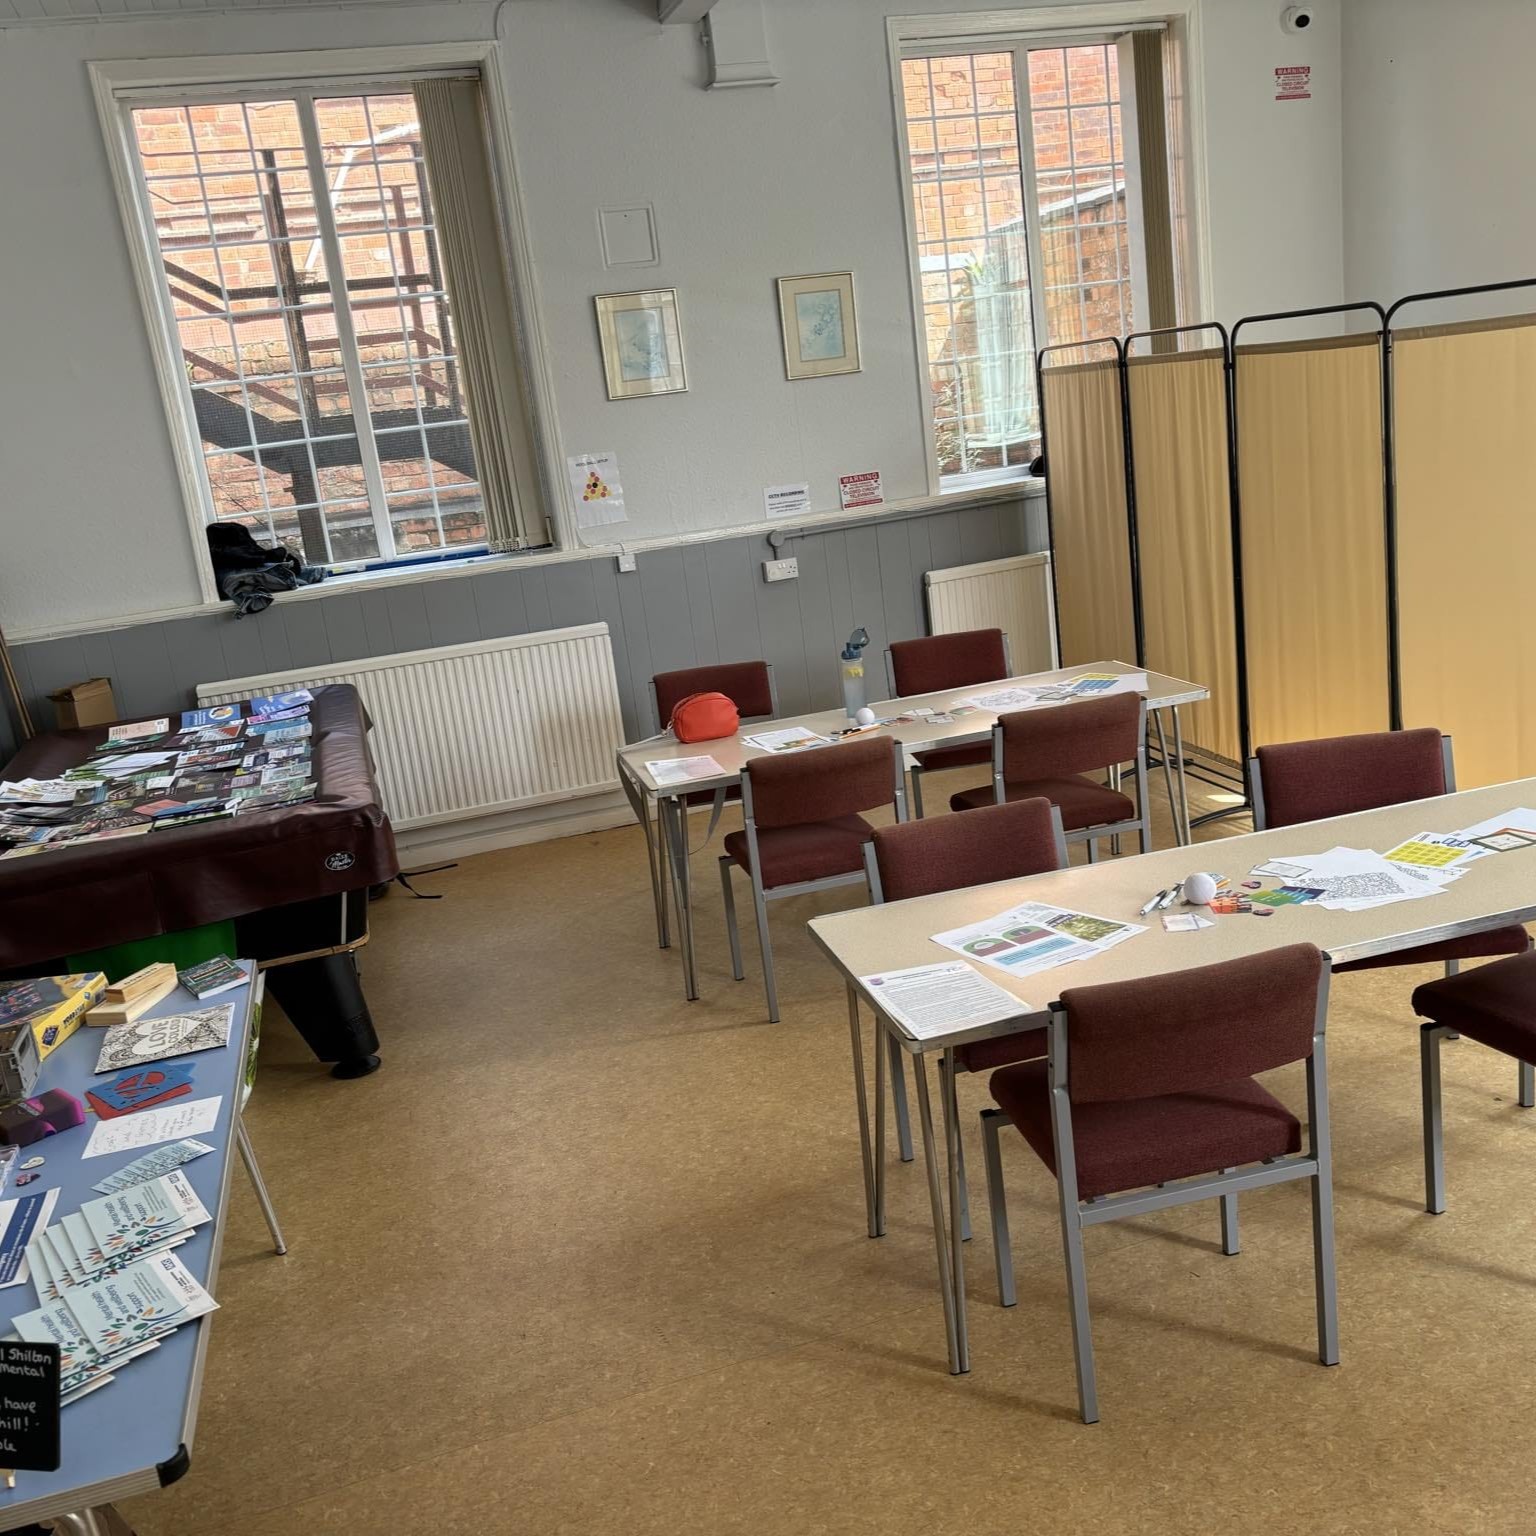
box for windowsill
[12,481,1046,645]
[940,466,1045,495]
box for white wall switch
[762,557,799,583]
[617,551,637,572]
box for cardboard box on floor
[49,677,117,730]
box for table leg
[873,1010,889,1238]
[1152,709,1185,847]
[618,758,669,949]
[1172,705,1192,845]
[941,1046,971,1372]
[913,1052,966,1375]
[659,795,698,1001]
[847,985,878,1239]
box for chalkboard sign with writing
[0,1341,59,1473]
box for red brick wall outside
[133,96,486,564]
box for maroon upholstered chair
[885,629,1011,819]
[951,692,1150,859]
[1249,730,1530,974]
[860,798,1068,1230]
[719,735,905,1022]
[651,660,777,733]
[979,944,1336,1423]
[1413,951,1536,1214]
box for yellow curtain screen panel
[1235,333,1390,748]
[1041,358,1138,668]
[1127,348,1240,763]
[1395,315,1536,788]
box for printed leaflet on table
[859,961,1025,1039]
[644,756,725,787]
[931,901,1144,979]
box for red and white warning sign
[1274,64,1311,101]
[838,470,883,511]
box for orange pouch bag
[670,691,740,743]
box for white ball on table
[855,706,876,727]
[1184,871,1218,906]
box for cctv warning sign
[1275,65,1311,101]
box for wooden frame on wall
[776,272,861,380]
[594,288,688,400]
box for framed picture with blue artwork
[595,288,687,400]
[776,272,860,380]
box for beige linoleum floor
[121,772,1536,1536]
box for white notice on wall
[838,470,883,510]
[763,483,810,518]
[567,451,628,529]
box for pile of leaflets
[11,1171,217,1404]
[0,689,317,859]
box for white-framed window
[894,19,1190,491]
[92,46,552,595]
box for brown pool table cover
[0,684,399,968]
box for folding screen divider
[1036,338,1142,671]
[1230,305,1394,755]
[1387,279,1536,789]
[1124,323,1246,810]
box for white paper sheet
[741,727,830,755]
[645,756,725,787]
[1457,807,1536,843]
[860,961,1026,1039]
[82,1097,223,1159]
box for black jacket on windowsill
[206,522,326,618]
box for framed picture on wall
[777,272,860,380]
[594,288,688,400]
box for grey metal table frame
[616,661,1209,1003]
[0,968,280,1532]
[810,778,1536,1375]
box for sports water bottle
[840,627,870,721]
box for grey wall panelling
[5,495,1043,754]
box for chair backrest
[1251,728,1449,830]
[888,629,1008,698]
[1056,944,1325,1105]
[998,692,1141,783]
[745,736,899,830]
[868,797,1064,903]
[652,661,775,732]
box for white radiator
[924,552,1057,672]
[198,623,625,831]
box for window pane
[1025,43,1135,346]
[901,53,1038,482]
[133,88,499,569]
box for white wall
[0,0,1343,636]
[1343,0,1536,312]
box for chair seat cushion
[949,774,1135,831]
[913,741,992,774]
[953,1026,1046,1074]
[1412,949,1536,1062]
[1336,925,1529,973]
[989,1060,1301,1201]
[723,815,874,889]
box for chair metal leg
[1421,1023,1447,1214]
[719,856,744,981]
[888,1031,914,1162]
[980,1109,1016,1306]
[910,766,926,821]
[1060,1201,1098,1423]
[1220,1170,1240,1255]
[1086,838,1098,864]
[237,1119,288,1256]
[748,870,779,1023]
[939,1055,971,1242]
[1521,1060,1535,1110]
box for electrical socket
[616,550,637,572]
[762,557,799,583]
